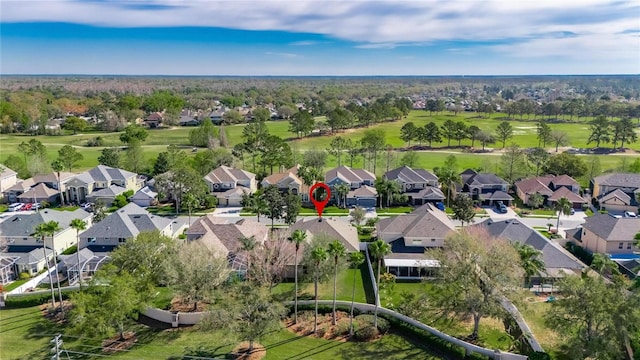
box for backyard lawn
[0,304,460,360]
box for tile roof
[472,219,585,272]
[384,166,438,183]
[289,217,359,252]
[582,214,640,241]
[377,203,456,241]
[593,173,640,188]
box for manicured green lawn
[519,300,568,359]
[272,266,370,304]
[0,304,453,360]
[2,279,28,292]
[377,206,414,214]
[299,205,349,215]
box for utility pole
[50,334,63,360]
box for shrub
[354,314,390,333]
[61,245,77,255]
[354,325,378,341]
[203,195,217,209]
[19,272,31,280]
[86,136,104,147]
[334,319,350,336]
[528,352,552,360]
[123,189,134,198]
[113,194,128,208]
[316,327,326,337]
[5,290,74,308]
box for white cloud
[265,51,302,58]
[1,0,638,66]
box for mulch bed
[102,332,137,354]
[169,296,207,313]
[39,300,73,324]
[231,342,266,360]
[285,311,352,342]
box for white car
[624,211,637,218]
[7,203,24,212]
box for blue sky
[1,0,639,75]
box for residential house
[471,219,586,282]
[78,203,183,252]
[384,166,441,206]
[614,257,640,279]
[17,183,59,204]
[0,165,18,200]
[261,165,310,202]
[346,185,378,208]
[289,217,360,253]
[179,110,200,126]
[0,208,92,254]
[86,185,128,206]
[129,186,158,208]
[0,254,20,283]
[377,203,457,279]
[186,216,269,272]
[591,173,640,212]
[209,107,226,125]
[4,171,75,204]
[6,247,54,277]
[515,175,585,209]
[145,112,163,128]
[325,165,376,205]
[459,169,512,206]
[63,165,143,204]
[578,214,640,255]
[204,166,257,206]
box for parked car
[7,203,24,212]
[624,211,637,218]
[495,201,508,214]
[435,202,445,211]
[21,203,33,211]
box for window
[619,242,624,249]
[412,239,422,245]
[88,237,96,243]
[118,238,126,243]
[23,237,28,241]
[431,239,436,242]
[627,243,632,250]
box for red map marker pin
[309,182,331,220]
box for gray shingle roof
[87,184,127,198]
[0,208,91,238]
[582,214,640,241]
[80,203,171,240]
[204,165,255,184]
[378,203,456,240]
[384,166,438,183]
[593,173,640,188]
[86,165,136,183]
[472,219,585,271]
[187,216,269,256]
[413,187,445,200]
[461,169,508,186]
[325,165,374,184]
[289,217,359,252]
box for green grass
[272,266,369,304]
[2,111,638,175]
[2,278,29,292]
[299,206,349,214]
[0,304,454,360]
[0,204,8,212]
[519,208,557,217]
[48,206,80,211]
[519,300,568,359]
[377,206,414,214]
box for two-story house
[261,165,310,202]
[515,174,585,209]
[579,214,640,255]
[591,173,640,213]
[0,208,92,276]
[325,165,376,206]
[78,202,183,252]
[0,165,18,200]
[377,203,457,279]
[204,166,257,206]
[459,169,512,206]
[4,172,76,204]
[384,166,443,205]
[63,165,142,205]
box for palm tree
[435,168,461,208]
[51,159,65,207]
[590,253,620,277]
[368,239,391,329]
[45,221,63,312]
[69,218,87,289]
[554,197,572,230]
[33,224,56,308]
[288,229,307,324]
[249,195,267,223]
[334,183,350,208]
[311,245,328,334]
[514,243,545,288]
[348,252,365,336]
[378,179,401,208]
[239,235,256,280]
[327,240,346,325]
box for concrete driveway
[484,206,518,220]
